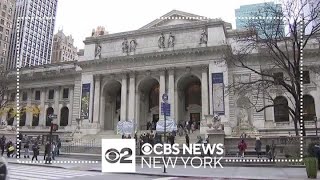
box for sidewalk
[3,156,316,180]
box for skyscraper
[0,0,15,66]
[6,0,58,69]
[52,30,78,63]
[235,2,285,39]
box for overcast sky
[55,0,276,49]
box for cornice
[78,45,228,68]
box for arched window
[303,95,316,121]
[60,107,69,126]
[46,107,54,126]
[20,107,26,126]
[7,108,14,125]
[32,107,40,126]
[274,96,289,122]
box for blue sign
[161,102,170,116]
[212,73,223,84]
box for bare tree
[225,0,320,136]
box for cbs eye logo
[105,147,133,163]
[141,143,153,155]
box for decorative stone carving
[199,29,208,45]
[95,44,101,58]
[130,39,138,52]
[122,38,129,54]
[168,32,175,48]
[158,33,165,49]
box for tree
[225,0,320,136]
[0,64,9,126]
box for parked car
[0,156,7,180]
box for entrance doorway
[190,113,200,130]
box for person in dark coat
[32,143,39,161]
[44,142,50,160]
[0,136,5,156]
[57,139,61,156]
[255,137,262,158]
[185,134,190,147]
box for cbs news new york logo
[102,139,136,172]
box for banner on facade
[117,120,134,134]
[156,119,177,132]
[212,73,225,115]
[81,83,90,119]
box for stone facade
[52,30,78,63]
[2,10,320,137]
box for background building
[235,2,285,38]
[91,26,108,37]
[6,0,58,69]
[52,30,78,63]
[0,0,15,65]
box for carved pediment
[140,10,206,29]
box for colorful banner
[81,83,90,119]
[117,120,134,134]
[212,73,225,115]
[156,119,177,132]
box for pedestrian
[44,142,50,160]
[52,142,56,160]
[238,139,247,158]
[255,137,262,158]
[270,140,276,161]
[6,141,13,158]
[23,141,30,158]
[0,136,5,156]
[127,135,131,139]
[191,123,195,133]
[32,142,39,161]
[185,134,190,147]
[57,139,61,156]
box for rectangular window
[303,71,310,84]
[22,92,27,101]
[63,88,69,99]
[273,72,284,85]
[35,90,41,100]
[48,89,54,99]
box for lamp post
[314,116,318,136]
[162,93,168,174]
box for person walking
[57,139,61,156]
[44,142,50,160]
[238,139,247,158]
[23,142,30,158]
[51,142,56,160]
[255,137,262,158]
[185,134,190,147]
[270,140,276,161]
[0,137,5,156]
[32,142,39,161]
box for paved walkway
[2,156,317,180]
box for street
[5,164,243,180]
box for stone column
[99,95,105,129]
[54,87,60,124]
[68,87,74,126]
[120,74,128,121]
[168,68,175,121]
[39,89,46,126]
[93,75,101,123]
[135,91,140,131]
[201,66,209,120]
[1,94,7,123]
[128,72,136,122]
[159,69,166,121]
[26,89,32,126]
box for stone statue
[199,29,208,45]
[238,108,250,128]
[95,44,101,58]
[130,39,138,52]
[158,33,165,48]
[122,38,129,54]
[212,114,223,130]
[168,32,175,48]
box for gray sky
[55,0,274,49]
